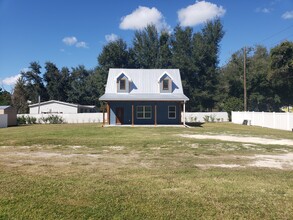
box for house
[99,69,189,125]
[0,106,17,127]
[29,100,97,114]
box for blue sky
[0,0,292,91]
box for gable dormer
[116,72,131,93]
[158,72,173,93]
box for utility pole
[243,47,247,111]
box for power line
[257,24,293,45]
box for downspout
[183,101,186,126]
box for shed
[0,106,17,126]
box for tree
[12,77,29,113]
[193,19,224,111]
[59,67,71,101]
[157,31,172,68]
[21,61,47,103]
[67,65,92,105]
[0,88,11,105]
[270,41,293,109]
[132,25,160,68]
[98,39,130,69]
[220,45,280,112]
[44,62,62,100]
[171,25,194,109]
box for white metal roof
[100,69,189,101]
[29,100,95,108]
[0,106,11,110]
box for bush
[26,116,37,124]
[223,97,244,121]
[191,116,197,122]
[40,115,64,124]
[17,115,26,125]
[17,115,37,125]
[209,114,216,123]
[203,115,210,122]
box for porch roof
[99,93,189,102]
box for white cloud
[62,36,78,46]
[282,11,293,19]
[256,7,272,13]
[178,1,226,27]
[119,6,168,30]
[2,74,21,86]
[105,33,119,42]
[262,8,271,13]
[62,36,88,48]
[75,41,88,48]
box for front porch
[102,101,186,126]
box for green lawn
[0,123,293,219]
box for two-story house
[99,69,189,125]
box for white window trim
[136,105,152,119]
[168,105,176,119]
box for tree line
[2,19,293,114]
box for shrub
[209,114,216,123]
[191,116,197,122]
[26,116,37,124]
[17,115,27,125]
[17,115,37,125]
[44,115,64,124]
[223,97,244,121]
[203,115,210,122]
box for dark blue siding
[108,101,181,125]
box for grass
[0,123,293,219]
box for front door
[116,107,124,124]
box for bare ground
[180,134,293,169]
[179,134,293,146]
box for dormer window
[159,73,173,93]
[120,79,126,90]
[116,73,131,93]
[163,79,169,90]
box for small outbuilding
[29,100,97,114]
[0,106,17,127]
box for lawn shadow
[186,122,204,127]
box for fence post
[262,111,265,128]
[273,112,276,129]
[287,112,290,131]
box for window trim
[168,105,176,119]
[162,79,169,90]
[136,105,152,119]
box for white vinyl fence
[232,111,293,131]
[184,112,229,122]
[18,113,105,124]
[18,112,229,124]
[0,114,8,128]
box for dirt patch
[107,146,125,150]
[196,153,293,170]
[180,134,293,146]
[247,153,293,169]
[196,164,243,169]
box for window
[163,79,169,90]
[120,79,126,90]
[136,106,152,119]
[168,106,176,119]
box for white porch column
[183,101,186,126]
